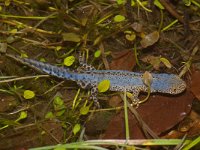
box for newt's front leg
[78,52,96,72]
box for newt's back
[75,70,186,94]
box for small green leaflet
[114,15,126,22]
[23,90,35,99]
[94,50,101,58]
[160,57,172,69]
[64,56,75,66]
[53,96,65,113]
[73,124,81,135]
[55,46,62,51]
[45,112,54,119]
[18,111,27,120]
[54,96,64,106]
[98,79,110,93]
[80,106,90,115]
[15,111,28,122]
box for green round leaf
[54,96,64,106]
[114,15,125,22]
[53,96,65,111]
[64,56,75,66]
[45,112,54,119]
[98,79,110,93]
[80,106,89,115]
[55,46,62,51]
[94,50,101,58]
[19,111,27,120]
[73,123,81,135]
[5,0,10,6]
[39,58,46,62]
[23,90,35,99]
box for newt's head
[167,76,186,94]
[152,74,186,94]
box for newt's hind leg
[77,81,100,107]
[130,86,150,107]
[90,86,100,108]
[77,52,96,72]
[129,89,140,107]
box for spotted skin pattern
[7,54,186,106]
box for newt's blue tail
[7,54,75,80]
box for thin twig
[0,75,49,83]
